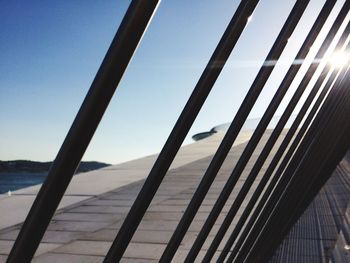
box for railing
[7,0,350,262]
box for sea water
[0,172,47,194]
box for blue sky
[0,1,346,164]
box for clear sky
[0,0,347,164]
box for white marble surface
[0,131,252,230]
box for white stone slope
[0,131,251,230]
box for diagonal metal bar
[160,1,312,261]
[203,12,345,263]
[273,74,350,249]
[247,89,350,261]
[243,68,350,262]
[6,1,160,262]
[103,1,259,261]
[234,64,350,263]
[222,25,350,263]
[187,1,350,261]
[233,58,350,263]
[235,78,345,262]
[226,62,346,263]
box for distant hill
[0,160,110,173]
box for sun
[328,50,350,68]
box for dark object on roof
[192,128,217,141]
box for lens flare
[328,50,350,68]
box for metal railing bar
[235,64,350,262]
[229,39,350,263]
[160,1,312,261]
[215,2,339,261]
[6,1,160,262]
[233,64,350,263]
[204,25,340,263]
[243,69,350,262]
[250,96,350,261]
[226,63,345,263]
[236,74,347,262]
[274,66,350,235]
[103,1,260,261]
[281,88,350,240]
[187,1,350,261]
[223,26,350,263]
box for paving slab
[0,229,83,244]
[33,253,104,263]
[0,240,61,257]
[47,221,110,232]
[0,131,251,230]
[53,240,111,256]
[1,130,298,262]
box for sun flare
[328,50,350,68]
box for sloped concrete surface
[0,131,252,230]
[1,130,287,262]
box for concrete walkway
[0,131,252,231]
[1,130,290,262]
[1,129,347,262]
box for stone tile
[147,205,187,213]
[80,228,119,242]
[53,240,111,256]
[159,199,190,205]
[120,259,156,263]
[0,133,280,262]
[0,240,15,254]
[104,220,123,230]
[0,229,19,241]
[137,220,179,232]
[53,212,121,223]
[193,212,227,222]
[0,229,81,244]
[132,230,195,245]
[98,194,137,200]
[53,241,167,260]
[68,205,130,214]
[0,195,87,230]
[87,199,134,207]
[142,212,184,221]
[33,253,104,263]
[81,228,194,246]
[48,221,109,232]
[123,243,166,260]
[0,240,61,257]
